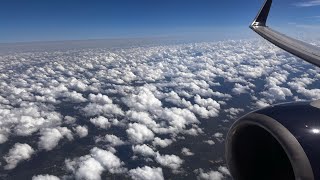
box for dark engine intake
[225,101,320,180]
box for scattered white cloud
[194,95,220,111]
[103,134,125,146]
[0,105,63,140]
[181,148,194,156]
[160,108,199,132]
[129,166,164,180]
[62,91,87,103]
[0,133,8,144]
[82,94,123,117]
[232,83,250,94]
[73,156,104,180]
[74,125,88,138]
[64,116,76,124]
[67,78,88,92]
[88,93,112,104]
[90,147,126,174]
[38,127,73,151]
[127,111,158,129]
[82,103,124,117]
[122,86,162,113]
[218,166,230,176]
[132,144,156,157]
[224,108,244,119]
[4,143,35,170]
[197,168,224,180]
[152,137,173,148]
[204,140,215,145]
[155,153,183,171]
[89,116,111,129]
[213,133,223,138]
[126,123,155,144]
[261,86,293,101]
[255,99,270,108]
[32,174,60,180]
[65,147,126,180]
[196,166,230,180]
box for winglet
[250,0,272,27]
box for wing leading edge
[250,0,320,68]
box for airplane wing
[250,0,320,68]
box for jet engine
[225,101,320,180]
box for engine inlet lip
[225,113,314,180]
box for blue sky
[0,0,320,43]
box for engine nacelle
[225,100,320,180]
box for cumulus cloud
[155,153,183,171]
[232,83,250,94]
[194,95,220,111]
[103,134,125,146]
[0,105,62,139]
[181,148,194,156]
[38,127,73,151]
[74,156,104,180]
[163,91,192,107]
[88,93,113,104]
[214,133,223,138]
[32,174,60,180]
[196,166,230,180]
[204,140,215,145]
[122,86,162,113]
[0,133,8,144]
[127,111,158,129]
[4,143,35,170]
[288,77,320,100]
[224,108,244,119]
[152,137,173,148]
[165,91,220,118]
[64,116,76,124]
[67,78,88,92]
[132,144,156,157]
[74,125,88,138]
[129,166,164,180]
[62,91,87,103]
[90,147,126,174]
[83,103,124,117]
[65,147,126,180]
[255,99,270,108]
[189,104,217,118]
[218,166,230,176]
[197,169,224,180]
[82,94,123,117]
[160,108,199,131]
[126,123,155,144]
[89,116,111,129]
[261,86,293,101]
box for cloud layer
[0,38,319,179]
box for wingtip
[251,0,273,27]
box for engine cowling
[225,100,320,180]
